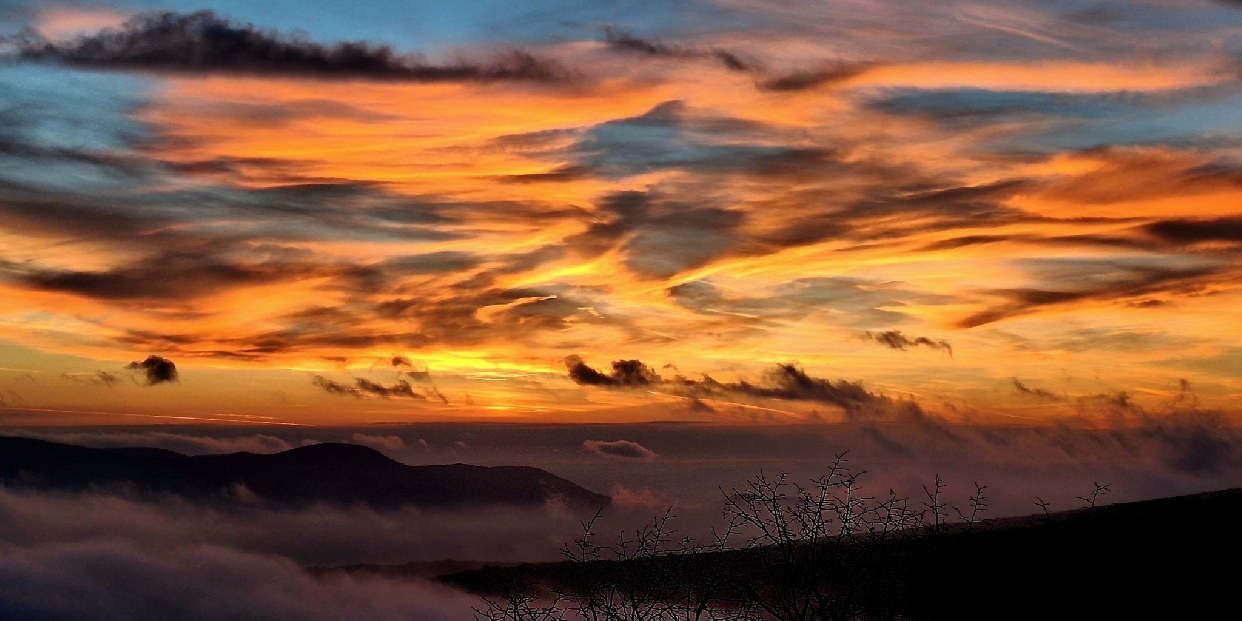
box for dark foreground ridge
[0,436,609,509]
[440,488,1242,620]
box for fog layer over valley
[11,421,1241,517]
[2,421,1241,619]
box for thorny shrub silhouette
[470,454,1090,621]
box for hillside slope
[443,488,1242,620]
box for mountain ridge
[0,436,610,510]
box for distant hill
[0,436,609,510]
[440,488,1242,620]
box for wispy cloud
[0,1,1240,421]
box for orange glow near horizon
[1,3,1241,426]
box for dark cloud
[566,356,927,422]
[312,376,426,400]
[712,364,921,422]
[565,355,659,387]
[356,378,421,399]
[757,63,873,92]
[602,28,688,57]
[16,10,570,82]
[863,330,953,355]
[1012,378,1061,401]
[583,439,658,461]
[312,376,449,402]
[12,250,322,301]
[386,356,433,381]
[957,263,1221,328]
[424,386,449,405]
[601,27,754,72]
[126,356,178,386]
[1144,216,1242,244]
[311,376,362,396]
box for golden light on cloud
[0,1,1239,426]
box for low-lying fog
[3,421,1240,620]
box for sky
[3,4,1242,618]
[1,0,1242,426]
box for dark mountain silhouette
[0,436,609,509]
[441,488,1242,620]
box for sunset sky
[2,0,1242,425]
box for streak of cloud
[565,355,660,387]
[863,330,953,355]
[566,356,928,423]
[61,371,122,388]
[312,376,425,399]
[15,10,570,82]
[1012,378,1061,402]
[601,27,754,72]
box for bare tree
[1033,497,1052,521]
[474,574,566,621]
[476,458,997,621]
[1077,483,1111,510]
[479,509,753,621]
[921,474,947,535]
[953,483,988,530]
[720,454,923,621]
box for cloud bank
[16,10,569,82]
[0,540,477,621]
